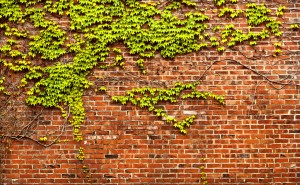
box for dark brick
[62,174,76,178]
[47,164,60,169]
[178,164,185,168]
[39,121,51,125]
[105,154,118,159]
[238,154,250,158]
[289,130,300,133]
[223,174,230,178]
[149,154,155,158]
[148,135,161,140]
[104,174,116,178]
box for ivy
[214,0,238,6]
[29,24,67,60]
[44,0,69,15]
[276,5,286,16]
[0,0,24,22]
[290,24,299,30]
[0,0,293,144]
[25,63,91,141]
[76,147,85,161]
[218,7,243,18]
[214,0,226,6]
[112,82,224,134]
[0,77,5,92]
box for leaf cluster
[112,82,224,134]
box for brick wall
[1,0,300,185]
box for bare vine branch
[2,106,70,148]
[196,58,300,87]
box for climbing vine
[112,82,224,134]
[0,0,299,166]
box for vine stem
[2,106,71,147]
[13,108,45,140]
[196,58,300,88]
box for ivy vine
[0,0,297,147]
[112,82,224,134]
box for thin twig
[3,106,71,147]
[13,108,45,140]
[196,58,300,87]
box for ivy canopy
[0,0,290,141]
